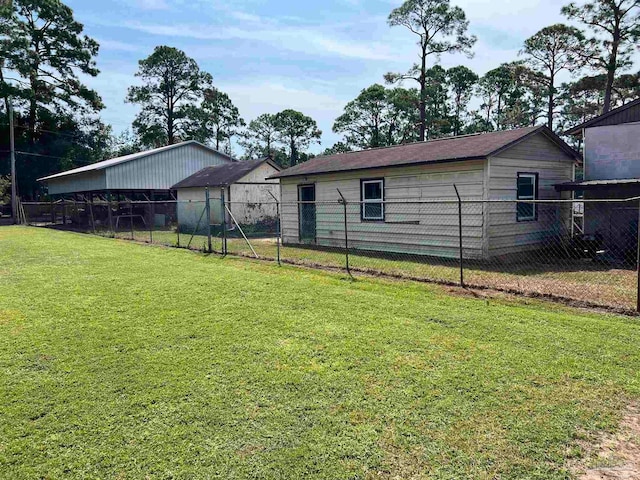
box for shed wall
[487,135,574,257]
[280,160,486,259]
[584,123,640,181]
[228,162,280,224]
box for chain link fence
[19,194,640,313]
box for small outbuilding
[557,98,640,259]
[172,158,281,232]
[271,126,579,260]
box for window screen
[517,173,537,221]
[361,179,384,220]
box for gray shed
[38,140,235,198]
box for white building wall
[280,160,487,259]
[584,123,640,181]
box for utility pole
[8,97,17,223]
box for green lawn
[1,226,639,479]
[109,227,636,311]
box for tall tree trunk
[602,39,619,114]
[547,74,555,130]
[419,45,427,142]
[290,139,296,166]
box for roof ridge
[315,126,541,160]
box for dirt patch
[571,404,640,479]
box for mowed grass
[1,227,640,479]
[114,227,636,310]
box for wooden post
[88,193,96,234]
[129,196,134,240]
[205,186,212,253]
[107,191,113,235]
[454,184,464,288]
[149,191,154,243]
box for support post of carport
[107,191,113,235]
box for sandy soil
[573,404,640,480]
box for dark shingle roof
[271,126,578,179]
[171,158,280,189]
[564,98,640,136]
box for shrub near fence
[19,196,640,313]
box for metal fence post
[337,189,350,276]
[205,186,212,253]
[221,188,227,255]
[62,198,66,226]
[453,184,464,288]
[636,199,640,312]
[267,190,281,266]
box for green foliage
[0,0,102,141]
[385,0,476,141]
[522,24,588,129]
[2,227,640,478]
[322,141,352,156]
[273,109,322,167]
[333,84,419,149]
[0,175,10,204]
[239,113,279,159]
[186,87,245,152]
[562,0,640,113]
[447,66,478,136]
[127,46,212,147]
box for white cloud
[120,20,398,61]
[135,0,170,10]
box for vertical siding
[46,170,107,195]
[106,143,232,190]
[487,134,575,257]
[280,160,487,259]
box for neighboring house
[557,98,640,257]
[39,140,235,198]
[172,158,281,232]
[271,126,579,260]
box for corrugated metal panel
[46,170,107,195]
[106,143,231,190]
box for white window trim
[361,179,384,221]
[517,173,537,222]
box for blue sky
[67,0,576,153]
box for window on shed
[361,179,384,221]
[517,173,538,221]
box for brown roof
[565,98,640,136]
[271,126,579,179]
[172,158,280,189]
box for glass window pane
[364,181,382,200]
[517,202,534,220]
[364,203,383,219]
[517,176,534,198]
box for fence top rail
[19,197,640,206]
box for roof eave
[269,155,488,179]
